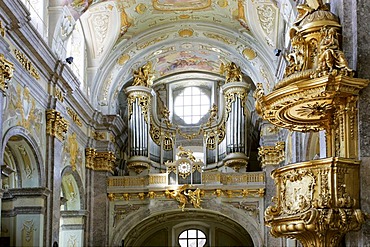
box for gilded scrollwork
[66,107,83,127]
[0,53,14,92]
[127,92,151,123]
[265,158,363,246]
[258,142,285,167]
[85,148,96,169]
[92,151,116,173]
[149,116,161,145]
[14,49,40,80]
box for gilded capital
[0,53,14,92]
[85,148,96,169]
[258,142,285,168]
[46,109,69,141]
[92,151,116,173]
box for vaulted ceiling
[63,0,295,114]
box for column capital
[46,109,69,141]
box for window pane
[200,105,209,115]
[188,230,196,238]
[192,96,201,105]
[183,87,193,95]
[198,231,205,238]
[183,106,192,115]
[183,96,192,105]
[179,239,187,247]
[188,239,196,247]
[173,86,210,125]
[184,117,192,124]
[198,239,206,247]
[179,231,187,238]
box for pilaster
[85,148,116,246]
[45,109,68,247]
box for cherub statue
[177,146,196,161]
[132,62,154,87]
[220,62,242,83]
[185,188,203,209]
[166,184,190,211]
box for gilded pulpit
[255,1,369,246]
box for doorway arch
[112,207,259,247]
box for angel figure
[220,62,242,83]
[132,62,154,87]
[186,188,203,209]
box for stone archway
[111,198,263,247]
[1,129,46,247]
[123,210,254,247]
[59,166,86,247]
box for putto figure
[220,62,242,83]
[132,62,154,87]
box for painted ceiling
[63,0,296,113]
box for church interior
[0,0,370,246]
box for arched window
[178,229,207,247]
[174,87,210,124]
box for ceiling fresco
[61,0,293,113]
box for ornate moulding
[127,156,150,175]
[265,157,364,246]
[223,152,249,172]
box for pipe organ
[125,62,252,177]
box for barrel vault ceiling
[63,0,295,113]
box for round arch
[111,201,263,247]
[60,166,85,210]
[1,126,45,187]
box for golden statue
[185,188,203,209]
[165,184,190,211]
[220,62,242,83]
[316,26,352,76]
[207,103,218,126]
[132,62,153,87]
[284,33,306,77]
[177,146,196,161]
